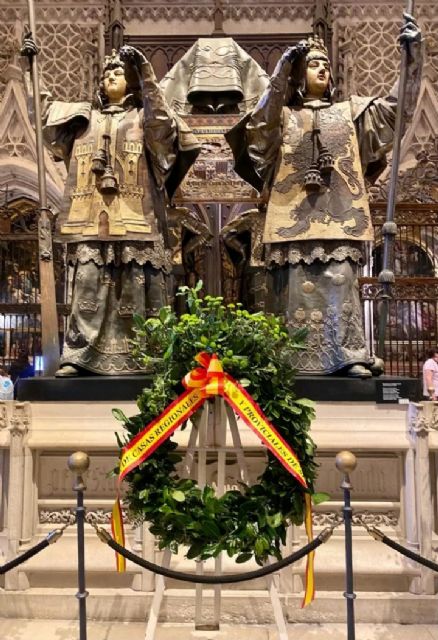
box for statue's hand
[119,45,147,70]
[399,12,421,47]
[284,40,310,63]
[20,32,39,59]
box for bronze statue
[227,15,422,377]
[21,38,200,377]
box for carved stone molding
[408,401,438,435]
[123,1,312,23]
[0,63,65,208]
[123,5,212,22]
[9,402,30,437]
[0,6,104,22]
[375,138,438,205]
[0,403,8,430]
[313,510,399,528]
[228,4,313,21]
[39,507,128,525]
[333,2,438,22]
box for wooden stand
[144,398,289,640]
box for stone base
[16,375,421,403]
[1,621,437,640]
[1,388,434,626]
[0,589,436,624]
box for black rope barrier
[366,526,438,573]
[93,525,334,584]
[0,529,65,575]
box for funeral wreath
[113,283,323,564]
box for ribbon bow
[183,351,225,397]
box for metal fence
[0,205,66,380]
[1,202,438,380]
[360,203,438,377]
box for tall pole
[336,451,357,640]
[68,452,90,640]
[377,0,415,360]
[25,0,60,376]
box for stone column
[20,443,36,545]
[408,401,435,595]
[0,402,10,531]
[142,525,156,591]
[405,403,420,594]
[281,524,303,595]
[131,523,155,591]
[5,402,30,590]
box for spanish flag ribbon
[112,352,314,605]
[111,498,126,572]
[302,493,315,607]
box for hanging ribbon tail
[111,496,126,572]
[301,493,315,607]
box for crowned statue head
[287,35,335,106]
[97,49,142,109]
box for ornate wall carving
[373,138,438,204]
[122,1,313,24]
[0,6,103,103]
[39,507,125,525]
[333,2,438,209]
[0,22,19,98]
[313,510,399,528]
[35,24,100,102]
[334,2,438,100]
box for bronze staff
[22,0,60,376]
[377,0,416,360]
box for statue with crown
[20,18,423,380]
[226,18,422,378]
[21,40,201,376]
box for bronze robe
[40,62,199,374]
[259,97,387,374]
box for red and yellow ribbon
[111,498,126,572]
[302,492,315,607]
[112,352,315,604]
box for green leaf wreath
[114,283,319,564]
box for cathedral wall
[333,0,438,163]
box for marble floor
[0,622,438,640]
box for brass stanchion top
[68,451,90,475]
[335,450,357,474]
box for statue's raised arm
[119,45,200,199]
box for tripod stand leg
[266,558,289,640]
[144,547,171,640]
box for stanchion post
[68,451,90,640]
[336,450,357,640]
